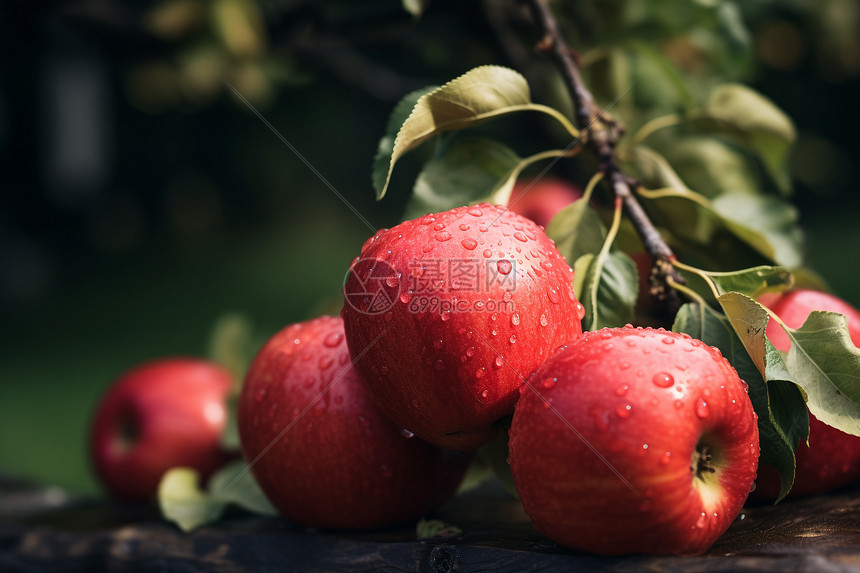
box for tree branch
[521,0,686,307]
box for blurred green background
[1,0,858,495]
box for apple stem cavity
[114,412,139,455]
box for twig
[521,0,686,307]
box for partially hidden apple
[753,289,860,500]
[509,327,760,555]
[90,358,235,501]
[341,203,584,451]
[238,315,469,530]
[506,176,581,228]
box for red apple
[753,289,860,500]
[90,358,234,501]
[341,203,584,451]
[238,315,469,530]
[506,176,581,228]
[509,327,759,556]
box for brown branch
[521,0,685,307]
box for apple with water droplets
[238,316,469,530]
[752,289,860,500]
[506,176,581,227]
[509,326,759,555]
[341,203,584,451]
[90,358,235,501]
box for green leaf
[693,84,796,192]
[711,192,803,267]
[704,265,793,300]
[663,136,761,198]
[158,468,227,532]
[627,147,709,243]
[208,460,278,516]
[207,312,254,383]
[545,198,608,266]
[375,66,575,199]
[416,518,463,540]
[575,251,638,331]
[637,185,803,267]
[783,312,860,437]
[372,86,438,198]
[672,303,807,501]
[403,135,521,220]
[158,462,276,532]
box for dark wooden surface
[2,475,860,572]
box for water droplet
[540,260,553,271]
[497,260,513,275]
[400,292,413,304]
[509,334,517,344]
[503,291,512,303]
[475,300,485,311]
[615,384,629,397]
[749,481,757,493]
[588,405,610,431]
[481,389,489,398]
[513,231,528,243]
[509,313,520,327]
[482,249,493,258]
[399,427,414,438]
[433,339,444,350]
[542,377,557,389]
[421,244,435,254]
[319,356,333,370]
[661,336,675,345]
[652,372,674,388]
[435,359,445,371]
[323,331,343,348]
[293,338,302,346]
[599,330,614,340]
[491,329,498,336]
[461,238,478,251]
[547,288,560,304]
[695,398,710,419]
[380,366,389,375]
[466,347,475,357]
[616,404,632,418]
[695,512,706,529]
[468,206,483,217]
[475,368,485,379]
[384,311,393,322]
[440,313,451,322]
[435,231,452,242]
[574,302,585,319]
[385,275,399,288]
[661,451,671,465]
[459,223,471,231]
[420,217,436,226]
[494,355,504,367]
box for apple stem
[692,444,717,479]
[520,0,686,311]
